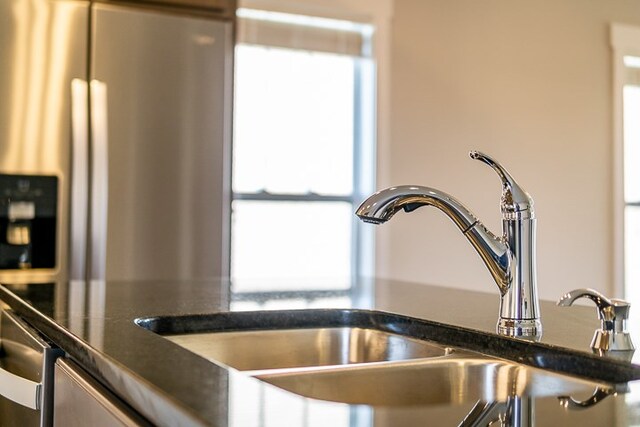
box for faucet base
[497,318,542,340]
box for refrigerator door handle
[89,80,109,281]
[0,345,42,410]
[70,79,90,282]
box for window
[612,25,640,307]
[623,56,640,305]
[231,9,376,297]
[612,35,640,420]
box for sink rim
[135,308,640,384]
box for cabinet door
[53,359,149,426]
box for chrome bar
[70,79,90,281]
[89,80,109,281]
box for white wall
[376,0,640,300]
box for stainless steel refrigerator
[0,0,234,284]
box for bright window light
[231,201,353,291]
[624,55,640,69]
[233,46,354,196]
[231,14,375,295]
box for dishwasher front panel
[54,358,150,426]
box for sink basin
[257,353,608,406]
[256,353,608,406]
[136,308,635,407]
[164,327,449,371]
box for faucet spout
[356,186,511,294]
[356,151,542,339]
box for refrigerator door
[90,4,232,281]
[0,0,89,284]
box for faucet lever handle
[469,151,534,218]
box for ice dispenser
[0,175,58,270]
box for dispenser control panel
[0,174,58,270]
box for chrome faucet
[356,151,541,338]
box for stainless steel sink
[165,327,450,371]
[136,308,625,407]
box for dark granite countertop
[1,278,640,426]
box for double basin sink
[136,309,637,407]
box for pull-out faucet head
[356,186,479,231]
[356,151,541,338]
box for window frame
[230,7,379,298]
[611,23,640,297]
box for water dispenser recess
[0,175,58,270]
